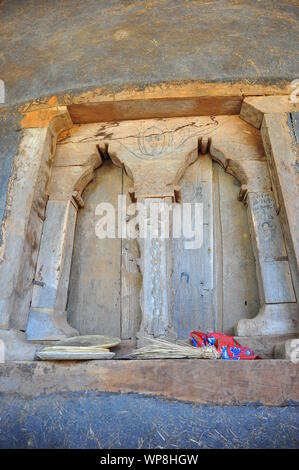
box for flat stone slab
[53,335,121,349]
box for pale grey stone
[236,304,299,336]
[236,190,298,336]
[54,335,121,348]
[36,349,115,360]
[0,329,37,361]
[27,200,78,340]
[274,338,299,361]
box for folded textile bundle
[190,331,261,360]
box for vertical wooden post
[137,197,176,344]
[26,199,79,340]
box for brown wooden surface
[1,359,298,405]
[68,96,242,123]
[20,82,291,117]
[240,96,299,129]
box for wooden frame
[0,93,298,365]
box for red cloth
[190,331,261,360]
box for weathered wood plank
[212,161,224,331]
[121,172,142,339]
[213,163,260,334]
[137,197,175,343]
[67,161,122,336]
[68,96,242,123]
[1,360,298,406]
[172,157,215,337]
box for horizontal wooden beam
[15,80,291,115]
[240,96,299,129]
[68,96,242,123]
[1,359,298,405]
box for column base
[26,308,78,341]
[235,303,299,336]
[0,328,37,360]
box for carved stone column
[207,118,298,336]
[236,187,298,335]
[137,197,175,344]
[261,113,299,293]
[26,143,101,340]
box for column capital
[48,142,102,206]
